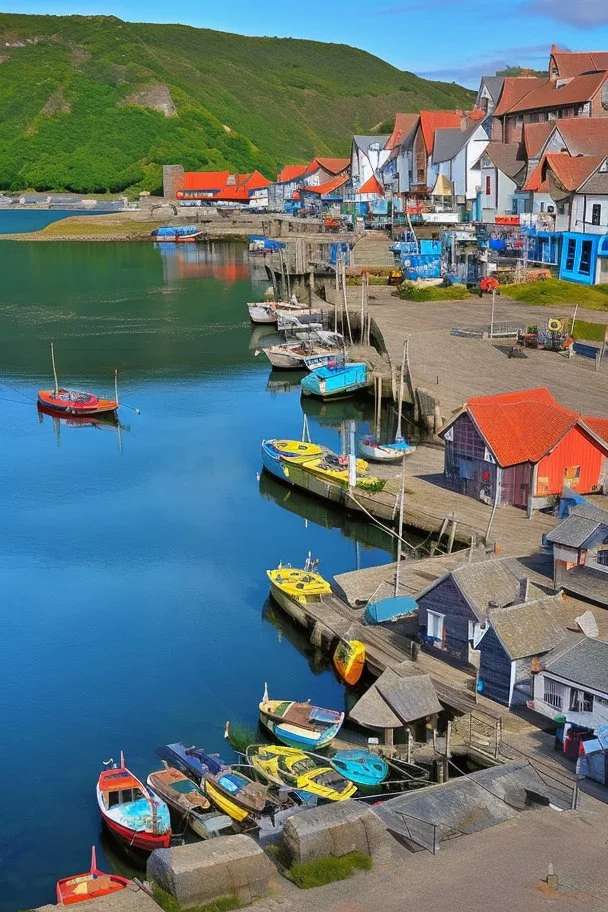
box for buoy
[548,318,562,332]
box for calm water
[0,240,395,910]
[0,209,114,235]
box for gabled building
[350,135,390,194]
[431,119,489,220]
[440,387,608,512]
[380,113,420,207]
[480,142,526,222]
[546,503,608,608]
[475,76,505,118]
[410,111,463,198]
[532,636,608,732]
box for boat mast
[114,369,120,407]
[394,458,406,596]
[395,339,407,444]
[50,342,59,396]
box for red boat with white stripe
[96,752,171,854]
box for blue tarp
[364,595,418,624]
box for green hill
[0,13,474,195]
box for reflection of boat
[333,639,366,685]
[259,686,344,749]
[247,745,356,801]
[56,847,130,905]
[329,750,388,788]
[301,362,368,400]
[96,753,171,854]
[359,436,415,462]
[155,743,267,823]
[299,394,367,425]
[147,767,212,838]
[265,369,307,393]
[38,343,118,417]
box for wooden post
[341,266,353,344]
[447,518,457,554]
[406,727,412,764]
[50,341,59,396]
[385,727,394,747]
[309,269,314,311]
[446,719,452,759]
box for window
[592,204,601,226]
[597,550,608,567]
[427,611,445,642]
[565,238,576,271]
[579,239,593,276]
[485,175,491,196]
[530,112,539,123]
[569,689,594,713]
[543,677,564,709]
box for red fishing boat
[38,343,119,417]
[56,847,130,905]
[96,753,172,854]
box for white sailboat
[359,346,416,462]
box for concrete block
[34,888,159,912]
[282,799,393,865]
[147,834,275,908]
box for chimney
[517,577,530,604]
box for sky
[11,0,608,87]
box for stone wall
[147,835,275,909]
[282,799,393,865]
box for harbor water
[0,239,399,910]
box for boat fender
[548,318,562,332]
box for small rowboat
[147,767,212,838]
[329,750,388,788]
[96,753,171,854]
[247,745,356,801]
[359,436,416,463]
[259,685,344,750]
[56,847,129,905]
[333,639,366,685]
[267,558,332,609]
[38,343,119,417]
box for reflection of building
[156,242,250,282]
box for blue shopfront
[559,232,608,285]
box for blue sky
[13,0,608,87]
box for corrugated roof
[277,164,309,183]
[386,113,420,150]
[484,142,526,180]
[544,636,608,692]
[552,49,608,79]
[523,122,555,159]
[493,77,547,117]
[488,596,568,660]
[182,170,230,191]
[376,672,442,724]
[508,72,608,113]
[545,153,605,191]
[419,111,463,156]
[358,175,385,195]
[451,560,545,620]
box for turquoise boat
[364,595,418,625]
[329,750,388,787]
[301,362,368,400]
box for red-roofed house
[411,111,463,195]
[170,169,272,206]
[440,388,608,511]
[269,158,350,211]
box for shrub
[501,278,608,311]
[397,282,472,301]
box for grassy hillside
[0,13,474,195]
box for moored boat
[267,556,332,611]
[96,753,171,854]
[301,362,368,400]
[259,331,344,371]
[260,438,383,493]
[247,298,314,325]
[151,226,204,242]
[147,767,212,838]
[38,343,119,417]
[246,745,356,801]
[276,312,324,336]
[56,847,130,905]
[329,750,389,788]
[333,639,366,685]
[259,686,344,749]
[359,436,416,462]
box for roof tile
[508,72,608,113]
[358,175,385,195]
[386,113,420,149]
[493,77,547,117]
[419,110,463,155]
[545,152,605,191]
[552,49,608,79]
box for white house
[480,142,526,221]
[532,637,608,733]
[432,121,489,219]
[350,135,390,194]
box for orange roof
[182,171,230,191]
[544,153,604,191]
[312,157,350,175]
[99,768,142,793]
[243,170,271,190]
[358,175,385,195]
[302,174,349,195]
[508,72,608,113]
[386,113,420,149]
[523,159,548,192]
[493,77,547,117]
[523,122,555,159]
[277,164,309,183]
[214,185,251,201]
[419,111,463,155]
[583,416,608,444]
[461,388,583,467]
[467,108,486,123]
[551,48,608,78]
[557,117,608,156]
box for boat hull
[359,439,415,463]
[333,640,366,685]
[259,712,342,750]
[204,780,250,823]
[247,304,277,324]
[262,348,303,369]
[301,363,368,400]
[100,811,171,853]
[38,391,118,417]
[330,750,388,788]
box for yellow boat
[333,639,366,685]
[246,745,356,801]
[299,455,384,491]
[267,564,332,607]
[268,440,325,463]
[261,439,384,493]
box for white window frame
[543,676,565,709]
[427,610,445,642]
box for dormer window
[556,78,571,89]
[600,159,608,173]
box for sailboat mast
[50,342,59,396]
[114,369,120,406]
[394,458,406,596]
[395,339,407,443]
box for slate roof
[349,669,441,728]
[450,561,545,620]
[484,142,526,180]
[578,166,608,195]
[443,387,608,469]
[508,72,608,113]
[419,111,463,155]
[481,76,505,103]
[552,49,608,79]
[432,123,478,165]
[559,565,608,608]
[543,636,608,692]
[546,504,608,548]
[493,77,547,116]
[488,596,567,660]
[386,113,420,150]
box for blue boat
[363,595,418,625]
[151,226,204,242]
[329,750,388,787]
[301,362,368,400]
